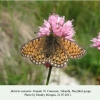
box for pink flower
[91,32,100,50]
[38,13,75,41]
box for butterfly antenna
[34,32,37,34]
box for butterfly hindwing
[49,41,68,67]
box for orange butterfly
[20,34,86,67]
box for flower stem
[46,65,52,85]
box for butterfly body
[20,34,86,67]
[44,34,55,58]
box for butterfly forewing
[57,37,86,59]
[20,37,46,64]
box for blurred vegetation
[0,1,100,85]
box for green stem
[46,65,52,85]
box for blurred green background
[0,1,100,85]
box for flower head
[91,32,100,50]
[38,13,75,41]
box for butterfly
[20,34,86,68]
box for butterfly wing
[56,37,86,59]
[49,41,69,67]
[20,36,46,65]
